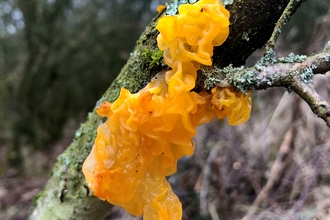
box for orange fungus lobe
[157,5,166,13]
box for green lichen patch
[208,64,258,93]
[278,52,307,63]
[226,67,256,93]
[324,53,330,62]
[165,0,208,15]
[166,0,189,15]
[220,0,234,6]
[242,32,250,41]
[300,66,314,83]
[255,48,277,70]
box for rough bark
[30,0,311,219]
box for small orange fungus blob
[83,0,251,219]
[157,5,166,13]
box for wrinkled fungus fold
[83,0,251,219]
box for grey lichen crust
[165,0,190,15]
[220,0,234,6]
[278,52,307,63]
[166,0,227,15]
[242,32,250,41]
[255,48,277,71]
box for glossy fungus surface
[83,0,251,219]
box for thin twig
[199,146,219,216]
[242,127,294,219]
[292,155,321,214]
[290,80,330,126]
[265,0,305,51]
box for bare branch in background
[242,97,301,219]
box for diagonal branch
[264,0,305,51]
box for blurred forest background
[0,0,330,219]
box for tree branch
[290,80,330,126]
[197,46,330,126]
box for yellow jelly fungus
[82,0,251,219]
[210,87,251,126]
